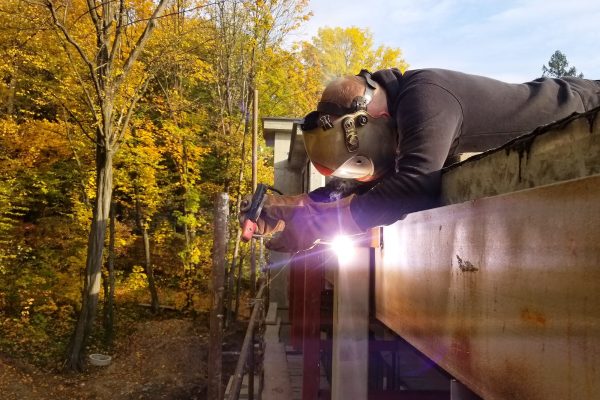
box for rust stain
[487,359,544,400]
[456,255,478,272]
[450,328,472,373]
[521,308,547,327]
[569,237,577,257]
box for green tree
[302,26,409,84]
[542,50,584,78]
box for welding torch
[240,184,282,242]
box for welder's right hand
[239,193,313,236]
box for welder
[244,68,600,253]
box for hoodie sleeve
[350,83,463,229]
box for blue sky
[290,0,600,83]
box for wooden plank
[369,391,449,400]
[287,352,304,400]
[263,319,293,400]
[266,302,278,325]
[331,247,370,400]
[376,175,600,400]
[265,317,281,342]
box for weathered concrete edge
[441,106,600,204]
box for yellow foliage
[0,0,413,368]
[122,265,149,292]
[0,119,72,169]
[302,26,409,84]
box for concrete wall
[273,131,303,195]
[442,107,600,204]
[267,127,325,308]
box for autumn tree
[0,115,94,364]
[542,50,584,78]
[114,122,165,313]
[0,0,416,376]
[27,0,170,371]
[136,0,215,310]
[0,0,72,120]
[201,0,311,317]
[302,26,409,84]
[256,46,321,118]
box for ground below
[0,317,245,400]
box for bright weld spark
[331,235,356,263]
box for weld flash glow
[331,235,356,262]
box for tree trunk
[181,138,195,311]
[47,0,169,372]
[234,252,245,318]
[142,226,159,313]
[103,201,116,345]
[225,88,253,325]
[6,71,17,115]
[134,185,160,313]
[66,143,113,371]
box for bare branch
[112,76,152,151]
[122,1,231,27]
[67,0,122,44]
[112,0,169,93]
[53,34,100,125]
[85,0,102,37]
[49,93,98,145]
[63,111,92,206]
[45,0,103,103]
[156,77,178,122]
[107,0,125,70]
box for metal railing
[208,193,267,400]
[226,280,267,400]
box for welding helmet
[301,70,396,180]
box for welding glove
[265,195,364,253]
[239,193,315,236]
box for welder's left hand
[238,193,314,236]
[265,195,364,253]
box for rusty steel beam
[376,175,600,400]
